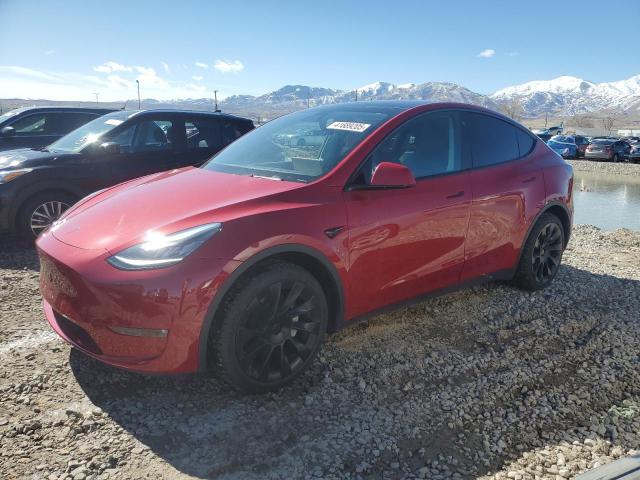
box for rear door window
[185,118,221,150]
[48,112,99,134]
[461,112,521,168]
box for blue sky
[1,0,638,101]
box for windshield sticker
[105,119,124,126]
[326,121,371,133]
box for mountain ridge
[4,74,639,119]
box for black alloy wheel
[513,213,565,291]
[531,223,563,284]
[236,280,321,382]
[213,262,328,393]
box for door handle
[522,176,537,184]
[446,191,464,199]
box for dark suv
[0,107,115,152]
[0,109,254,237]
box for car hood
[50,167,304,252]
[0,148,76,169]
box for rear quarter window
[516,129,536,156]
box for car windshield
[47,110,134,153]
[202,104,395,182]
[0,108,23,124]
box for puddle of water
[573,171,640,232]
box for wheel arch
[13,185,81,230]
[515,201,572,270]
[198,244,345,371]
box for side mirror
[1,126,16,137]
[370,162,416,188]
[98,141,121,155]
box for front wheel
[212,262,328,393]
[17,192,75,239]
[513,213,565,291]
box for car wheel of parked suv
[212,262,328,393]
[513,213,565,291]
[18,192,76,239]
[612,153,620,163]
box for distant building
[573,127,612,137]
[618,129,640,136]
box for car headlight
[106,222,222,270]
[0,168,32,184]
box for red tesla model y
[37,102,573,392]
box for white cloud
[192,75,203,81]
[0,66,61,81]
[477,49,495,58]
[185,83,207,94]
[195,62,209,69]
[161,61,170,73]
[134,66,168,88]
[214,59,244,73]
[0,64,246,101]
[93,61,133,73]
[106,75,134,89]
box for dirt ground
[1,225,640,480]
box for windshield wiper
[249,174,282,181]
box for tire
[612,153,619,163]
[212,262,328,393]
[17,192,76,240]
[512,213,565,291]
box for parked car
[0,109,254,238]
[0,107,115,152]
[629,143,640,163]
[36,101,573,393]
[274,127,325,147]
[585,138,631,162]
[547,135,578,158]
[532,129,552,143]
[621,136,640,144]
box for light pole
[136,80,141,110]
[214,90,220,112]
[94,92,99,104]
[355,89,358,102]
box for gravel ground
[567,159,640,176]
[1,225,640,480]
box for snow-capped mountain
[218,81,498,117]
[56,74,638,119]
[491,75,640,116]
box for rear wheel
[212,262,328,393]
[513,213,565,291]
[612,153,620,163]
[17,192,76,239]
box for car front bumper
[37,230,239,374]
